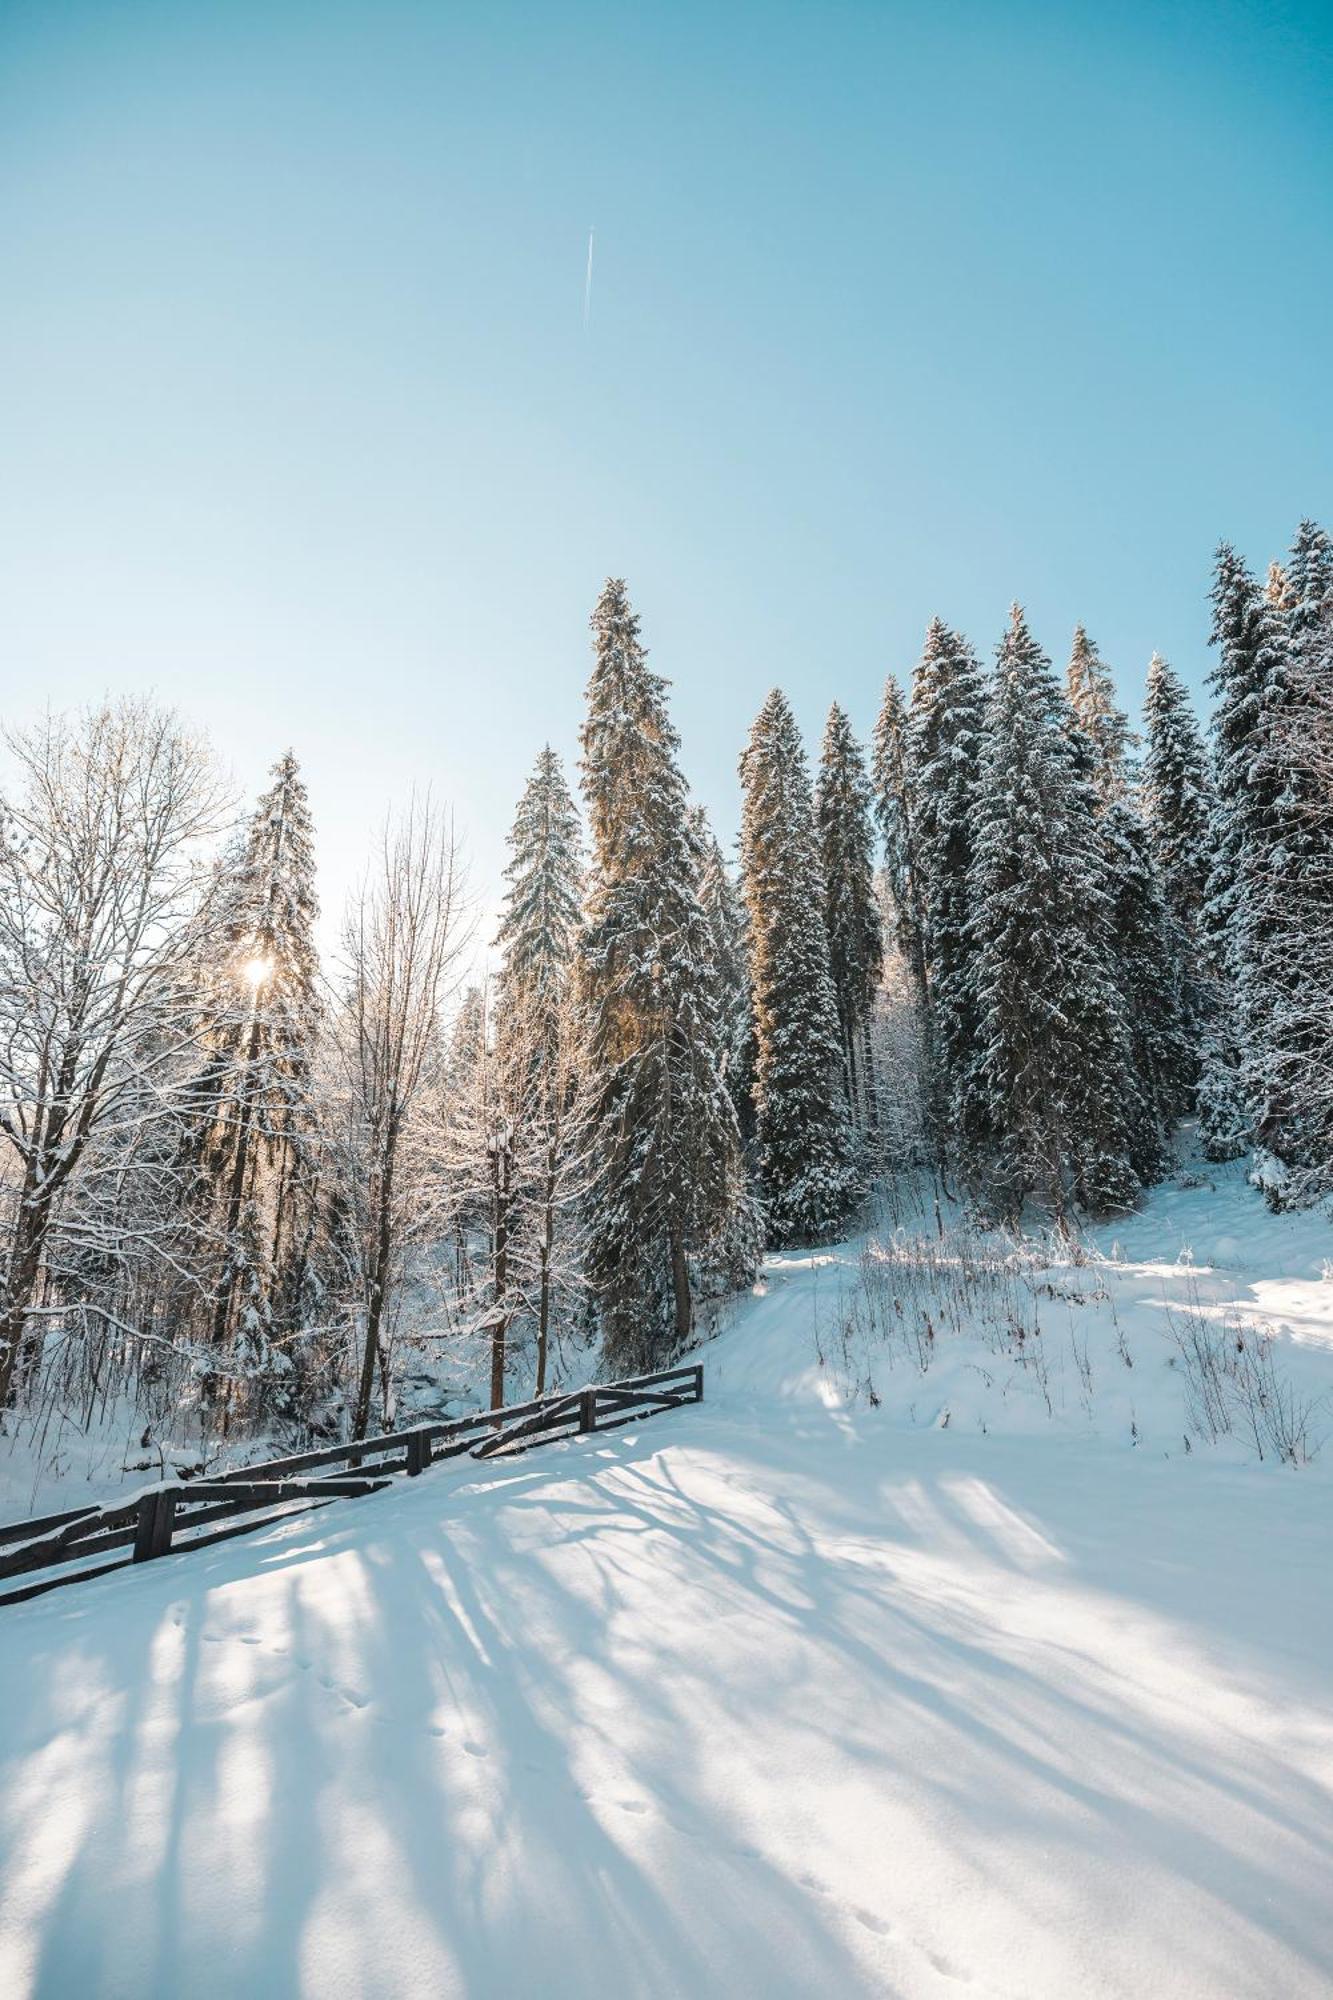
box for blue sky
[1,0,1330,938]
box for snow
[2,1157,1332,1996]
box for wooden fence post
[406,1429,432,1477]
[133,1489,177,1563]
[578,1387,597,1434]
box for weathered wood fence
[0,1363,703,1608]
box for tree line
[0,527,1329,1453]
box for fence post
[406,1428,432,1477]
[578,1387,597,1434]
[133,1489,177,1563]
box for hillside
[1,1160,1331,1998]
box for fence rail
[0,1364,703,1608]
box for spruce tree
[1065,625,1138,800]
[1141,654,1215,942]
[1199,544,1301,1169]
[493,748,585,1394]
[692,810,756,1141]
[190,751,323,1387]
[871,674,927,1008]
[740,689,859,1243]
[496,746,583,1017]
[1064,631,1190,1177]
[578,580,747,1365]
[907,619,986,1149]
[814,703,883,1125]
[967,608,1138,1219]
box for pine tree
[578,580,748,1366]
[907,619,986,1150]
[692,810,756,1141]
[1141,654,1215,942]
[1064,632,1190,1177]
[1255,521,1333,1199]
[740,689,859,1243]
[493,749,586,1393]
[814,703,883,1126]
[1065,625,1138,800]
[967,608,1138,1219]
[872,675,928,1008]
[1198,543,1312,1174]
[496,747,583,1017]
[189,751,323,1391]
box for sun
[240,953,274,992]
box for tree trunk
[0,1185,52,1407]
[353,1150,396,1440]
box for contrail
[583,227,594,329]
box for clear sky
[2,0,1330,944]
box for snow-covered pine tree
[189,750,324,1394]
[967,608,1139,1220]
[1251,521,1333,1200]
[578,580,748,1366]
[691,809,756,1142]
[1199,543,1305,1172]
[1064,631,1191,1177]
[1141,654,1215,943]
[871,674,928,1009]
[493,748,586,1393]
[814,703,883,1127]
[1065,625,1139,795]
[907,619,986,1152]
[740,689,859,1243]
[496,747,583,1019]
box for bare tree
[333,800,468,1440]
[0,702,228,1406]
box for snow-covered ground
[2,1156,1332,1997]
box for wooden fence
[0,1363,703,1608]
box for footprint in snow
[461,1740,489,1759]
[617,1798,649,1815]
[853,1909,892,1937]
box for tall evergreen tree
[692,810,756,1141]
[871,675,927,1008]
[814,703,883,1125]
[1065,626,1138,800]
[578,580,747,1364]
[966,608,1138,1219]
[492,748,586,1394]
[1141,654,1215,943]
[1064,631,1190,1176]
[907,619,986,1150]
[1198,543,1309,1172]
[190,751,323,1386]
[740,690,859,1243]
[496,747,583,1016]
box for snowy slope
[1,1163,1332,1999]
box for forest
[0,526,1329,1476]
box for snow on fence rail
[0,1364,704,1608]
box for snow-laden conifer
[1064,632,1191,1177]
[814,703,883,1126]
[740,689,859,1243]
[190,750,324,1386]
[907,619,986,1149]
[578,580,748,1365]
[871,674,927,1007]
[966,608,1138,1219]
[1141,654,1215,943]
